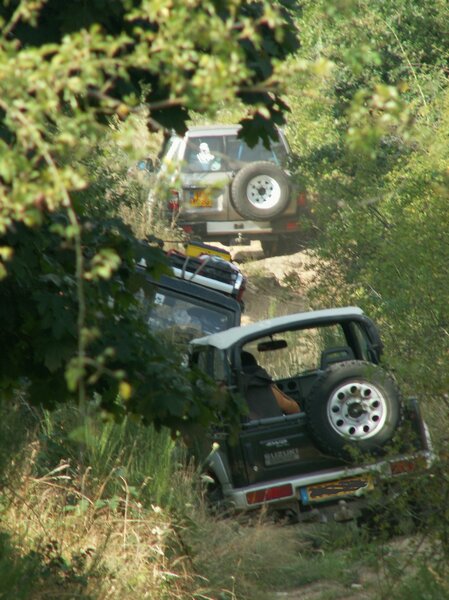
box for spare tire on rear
[304,361,402,460]
[231,161,290,220]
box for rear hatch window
[181,133,288,173]
[140,284,236,342]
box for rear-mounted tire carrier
[304,360,402,460]
[231,161,291,220]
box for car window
[137,285,235,343]
[163,135,183,161]
[180,132,288,173]
[242,324,349,380]
[196,347,228,382]
[350,321,376,362]
[182,136,226,173]
[226,136,287,166]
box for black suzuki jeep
[188,307,433,522]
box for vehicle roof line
[190,306,365,349]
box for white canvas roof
[190,306,364,351]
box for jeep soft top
[188,307,434,523]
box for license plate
[264,448,300,466]
[300,475,373,504]
[189,190,213,207]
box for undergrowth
[2,399,449,600]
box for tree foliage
[0,0,299,233]
[4,0,449,436]
[0,0,299,428]
[287,0,449,420]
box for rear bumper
[179,219,300,243]
[220,449,434,514]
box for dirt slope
[229,242,317,324]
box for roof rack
[166,242,246,302]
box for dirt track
[226,241,317,324]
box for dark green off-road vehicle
[137,242,245,341]
[189,307,434,523]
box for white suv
[149,124,308,256]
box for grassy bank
[1,399,449,600]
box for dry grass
[0,402,320,600]
[2,404,449,600]
[1,459,198,599]
[0,449,310,600]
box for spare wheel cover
[231,161,290,220]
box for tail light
[246,484,293,505]
[390,457,424,476]
[297,192,307,207]
[236,280,246,303]
[285,221,298,231]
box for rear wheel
[304,361,402,459]
[261,235,303,258]
[202,475,233,518]
[276,235,303,255]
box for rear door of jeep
[178,129,235,222]
[177,126,292,224]
[230,318,380,485]
[217,314,384,488]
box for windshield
[179,133,288,173]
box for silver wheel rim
[246,175,281,210]
[327,380,388,440]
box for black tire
[231,161,290,220]
[261,239,278,257]
[304,361,402,459]
[203,475,233,518]
[261,235,303,258]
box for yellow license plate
[300,475,373,504]
[190,190,213,207]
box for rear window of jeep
[243,324,349,380]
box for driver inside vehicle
[241,351,300,420]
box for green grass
[1,398,449,600]
[38,404,186,509]
[0,400,200,599]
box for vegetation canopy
[2,1,449,598]
[0,0,299,427]
[285,0,449,423]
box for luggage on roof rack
[185,241,232,262]
[166,243,246,303]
